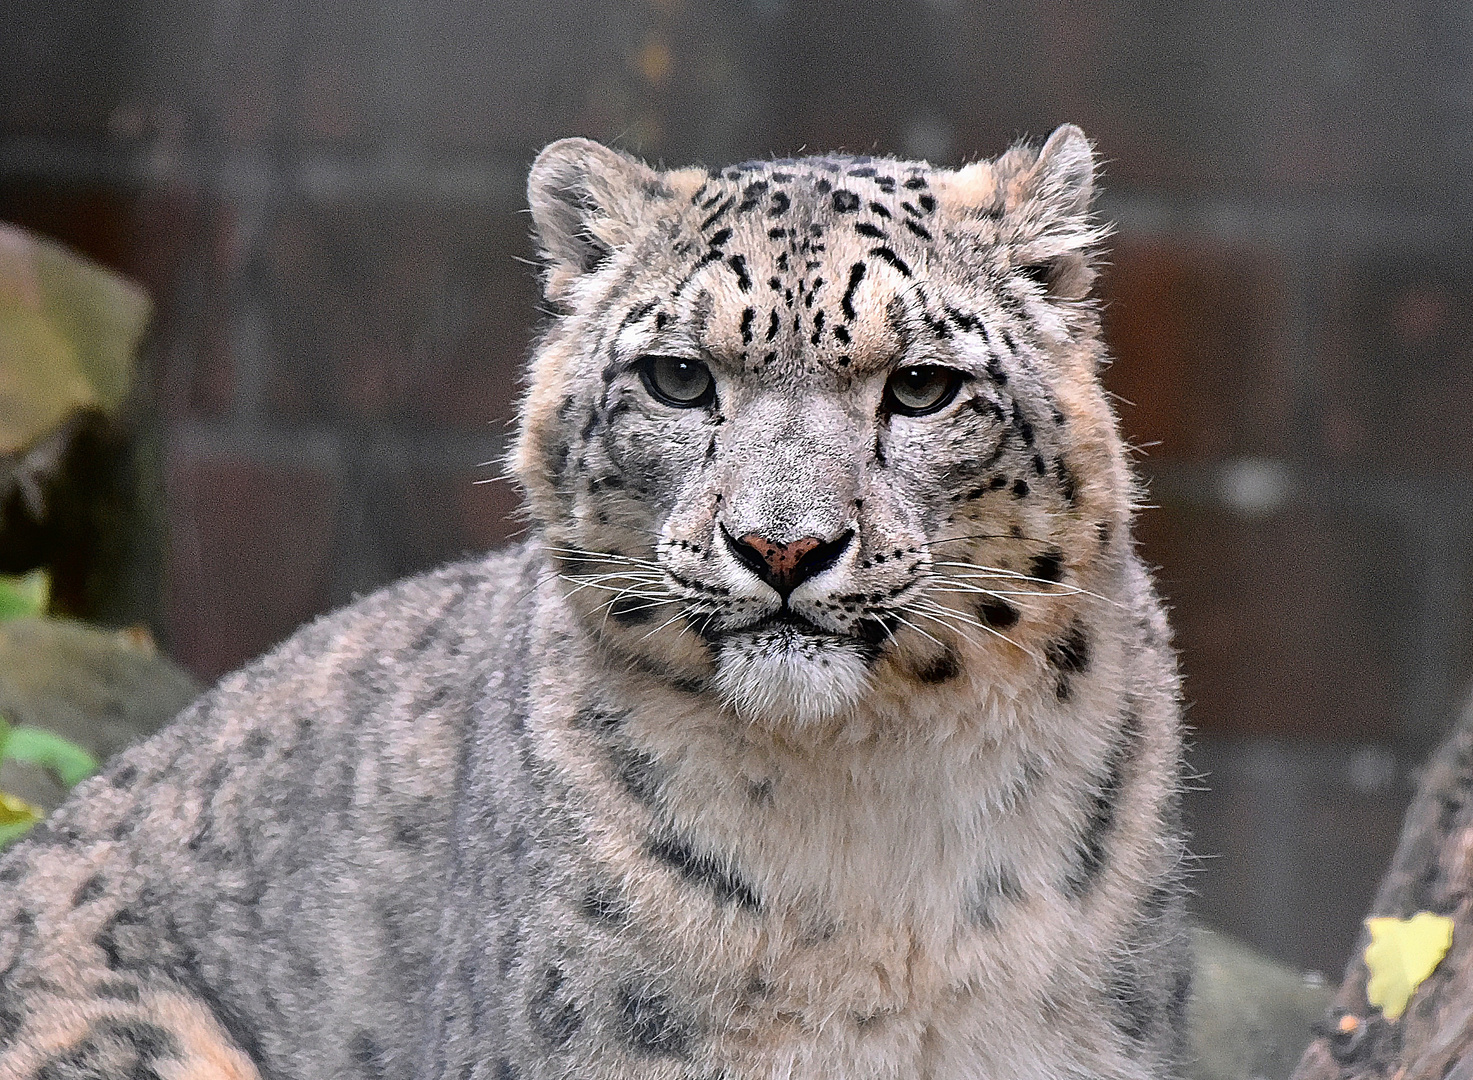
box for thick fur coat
[0,126,1189,1080]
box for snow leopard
[0,125,1190,1080]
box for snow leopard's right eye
[636,355,716,409]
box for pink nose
[737,533,822,588]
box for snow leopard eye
[636,355,716,408]
[882,365,965,417]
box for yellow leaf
[0,790,41,826]
[1365,912,1455,1020]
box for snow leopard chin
[712,623,873,725]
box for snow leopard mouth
[716,607,891,655]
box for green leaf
[2,725,97,788]
[0,571,48,620]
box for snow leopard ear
[1018,124,1096,217]
[528,138,667,302]
[937,124,1096,222]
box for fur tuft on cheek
[712,630,873,725]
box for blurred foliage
[0,224,147,847]
[0,568,100,847]
[0,225,150,454]
[0,576,101,847]
[0,568,46,620]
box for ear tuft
[1031,124,1096,216]
[527,138,664,301]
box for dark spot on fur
[841,262,866,320]
[904,219,932,241]
[869,246,912,277]
[574,704,627,733]
[617,987,693,1056]
[737,180,769,211]
[527,966,583,1048]
[726,254,752,291]
[914,648,961,685]
[919,193,937,212]
[350,1030,387,1079]
[1056,460,1079,505]
[978,601,1019,629]
[72,875,106,908]
[854,222,885,239]
[36,1019,180,1080]
[739,306,755,344]
[606,595,654,626]
[1064,711,1142,896]
[1011,478,1030,499]
[648,832,761,910]
[0,995,20,1049]
[746,778,775,805]
[815,178,832,194]
[93,981,141,1003]
[1029,550,1065,583]
[699,196,734,231]
[968,865,1026,928]
[580,883,627,925]
[609,743,665,806]
[831,189,860,212]
[1047,622,1090,674]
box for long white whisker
[637,609,692,642]
[887,612,949,651]
[901,605,986,650]
[907,601,1040,659]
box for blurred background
[2,0,1471,976]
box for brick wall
[4,0,1471,973]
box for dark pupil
[897,368,945,402]
[654,358,708,401]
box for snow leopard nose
[724,528,854,596]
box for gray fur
[0,128,1189,1080]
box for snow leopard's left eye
[882,365,965,417]
[637,355,716,408]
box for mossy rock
[0,615,199,808]
[1188,927,1333,1080]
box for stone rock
[0,615,199,807]
[1189,926,1333,1080]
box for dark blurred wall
[4,0,1472,973]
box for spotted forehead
[649,155,950,378]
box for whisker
[591,596,683,619]
[899,605,986,650]
[557,577,671,600]
[544,546,664,569]
[923,532,1057,547]
[887,612,949,651]
[637,609,693,642]
[907,600,1040,659]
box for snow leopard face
[516,127,1131,725]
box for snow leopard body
[0,126,1190,1080]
